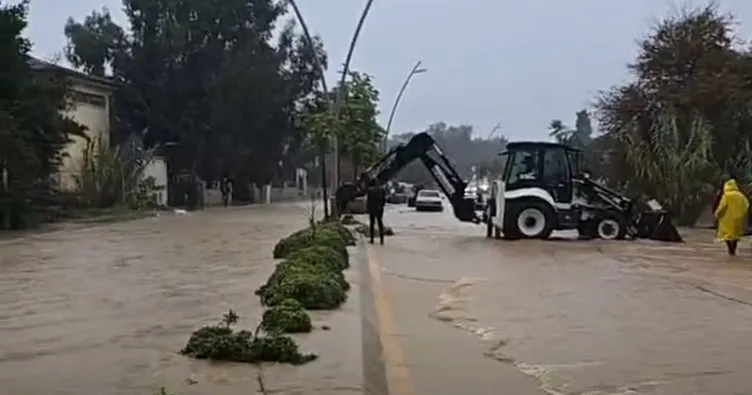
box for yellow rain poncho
[714,179,750,241]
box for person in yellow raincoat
[714,179,750,256]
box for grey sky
[24,0,752,140]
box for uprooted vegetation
[181,219,355,365]
[261,221,353,310]
[180,309,317,365]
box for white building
[28,58,118,192]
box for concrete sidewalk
[258,245,365,395]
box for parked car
[415,189,443,212]
[387,192,408,204]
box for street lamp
[287,0,375,216]
[383,61,427,151]
[288,0,332,217]
[332,0,375,191]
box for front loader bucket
[635,211,683,242]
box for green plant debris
[317,220,356,245]
[265,224,354,309]
[261,299,313,333]
[261,268,348,309]
[272,226,349,261]
[355,224,395,237]
[256,258,349,297]
[180,310,317,365]
[286,245,349,271]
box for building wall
[144,156,169,206]
[58,80,113,191]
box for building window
[71,90,106,108]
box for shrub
[355,224,395,237]
[261,299,313,333]
[251,331,317,365]
[262,269,348,310]
[286,245,349,271]
[180,310,317,365]
[273,227,348,261]
[318,221,355,246]
[256,258,349,298]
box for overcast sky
[24,0,752,140]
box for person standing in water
[366,179,387,245]
[220,175,232,208]
[714,178,749,256]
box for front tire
[505,200,555,239]
[595,214,626,240]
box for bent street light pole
[332,0,375,195]
[383,61,427,151]
[288,0,331,217]
[288,1,328,94]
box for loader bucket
[635,211,683,242]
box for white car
[415,189,444,212]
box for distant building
[27,58,119,191]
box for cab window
[542,147,570,183]
[507,149,539,184]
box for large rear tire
[505,200,555,239]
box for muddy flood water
[0,204,312,395]
[383,206,752,395]
[6,200,752,395]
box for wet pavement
[0,202,363,395]
[365,203,752,395]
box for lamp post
[288,0,375,217]
[383,61,427,151]
[288,0,331,217]
[332,0,375,192]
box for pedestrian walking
[220,175,232,208]
[366,179,387,245]
[714,178,749,256]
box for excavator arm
[334,132,480,223]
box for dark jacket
[366,185,386,215]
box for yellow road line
[366,246,415,395]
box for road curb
[357,236,390,395]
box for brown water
[380,207,752,395]
[6,200,752,395]
[0,204,312,395]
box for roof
[501,140,581,155]
[27,57,120,89]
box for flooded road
[0,204,313,395]
[375,204,752,395]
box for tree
[595,5,752,224]
[335,71,385,179]
[64,1,326,200]
[0,0,85,229]
[548,119,572,145]
[549,111,592,148]
[573,110,593,147]
[63,8,126,77]
[299,70,385,182]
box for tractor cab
[486,141,586,239]
[496,141,582,206]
